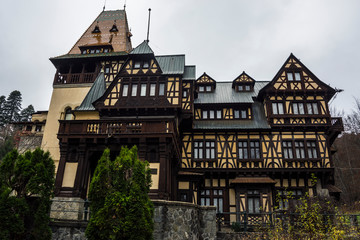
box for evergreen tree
[86,146,154,240]
[3,90,22,123]
[0,148,55,240]
[20,105,35,122]
[0,95,6,127]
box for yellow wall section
[62,162,78,187]
[150,163,160,190]
[74,111,100,120]
[42,86,91,171]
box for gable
[260,54,336,99]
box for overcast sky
[0,0,359,114]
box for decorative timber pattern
[167,77,180,105]
[102,60,123,82]
[181,132,330,169]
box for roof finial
[103,0,106,11]
[146,8,151,42]
[124,0,127,10]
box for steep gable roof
[76,72,106,111]
[130,40,154,55]
[258,53,336,100]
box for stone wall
[152,200,217,240]
[50,199,217,240]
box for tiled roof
[195,81,269,104]
[130,41,154,55]
[193,102,270,130]
[68,10,132,54]
[50,51,128,60]
[76,72,106,111]
[155,55,185,75]
[183,66,196,80]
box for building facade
[42,10,343,221]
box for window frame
[272,102,285,115]
[193,140,216,160]
[238,140,261,160]
[282,139,319,160]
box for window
[183,90,188,98]
[272,102,284,115]
[217,110,222,119]
[104,65,111,74]
[292,102,305,114]
[277,189,303,210]
[245,85,251,91]
[95,49,100,53]
[194,140,216,160]
[238,140,261,160]
[140,84,147,96]
[104,48,109,53]
[159,83,165,96]
[307,102,319,114]
[206,86,212,92]
[199,86,205,92]
[282,141,293,159]
[90,49,95,54]
[35,125,42,132]
[134,61,141,68]
[150,84,156,96]
[209,110,215,119]
[282,140,318,159]
[307,141,318,158]
[287,72,301,81]
[234,110,248,119]
[238,85,243,91]
[194,141,203,159]
[122,84,129,97]
[294,141,305,158]
[247,190,261,214]
[131,84,138,96]
[200,189,223,213]
[203,110,208,119]
[65,108,72,120]
[143,61,149,68]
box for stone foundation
[50,199,217,240]
[50,197,88,221]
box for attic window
[287,72,301,81]
[92,25,101,34]
[198,85,213,93]
[237,85,252,92]
[134,61,141,69]
[110,24,118,32]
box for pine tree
[86,146,154,240]
[0,95,6,127]
[3,91,22,123]
[20,105,35,122]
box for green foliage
[0,148,55,240]
[3,90,22,123]
[86,146,154,240]
[0,137,14,161]
[268,186,360,239]
[20,105,35,122]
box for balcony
[54,73,96,85]
[58,119,177,138]
[329,117,344,144]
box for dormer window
[233,72,255,92]
[237,84,252,92]
[287,72,301,81]
[92,25,101,34]
[110,24,118,32]
[134,61,141,68]
[143,61,149,68]
[196,73,216,93]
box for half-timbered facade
[43,9,343,220]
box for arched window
[65,107,72,120]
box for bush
[0,148,55,240]
[86,146,154,240]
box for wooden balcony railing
[54,73,96,85]
[58,120,176,137]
